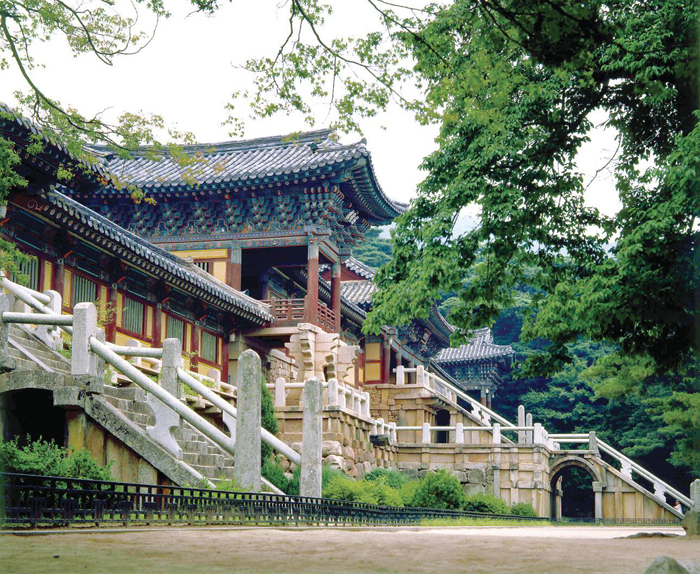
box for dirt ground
[0,526,697,574]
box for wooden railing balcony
[262,297,336,332]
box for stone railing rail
[551,434,693,511]
[395,423,561,449]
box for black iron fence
[0,473,680,528]
[0,472,548,528]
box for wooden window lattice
[73,275,97,306]
[17,258,39,292]
[201,331,218,363]
[122,297,144,336]
[167,316,185,344]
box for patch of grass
[420,517,550,527]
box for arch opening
[0,389,66,447]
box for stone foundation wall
[275,406,397,478]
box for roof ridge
[91,129,337,159]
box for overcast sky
[0,0,621,220]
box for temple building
[0,105,684,523]
[0,108,509,402]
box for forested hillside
[355,228,697,515]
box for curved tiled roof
[345,257,376,280]
[341,280,376,309]
[434,328,515,363]
[91,131,404,224]
[41,191,273,324]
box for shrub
[364,468,408,489]
[509,502,538,517]
[287,464,345,496]
[260,375,279,464]
[398,479,421,507]
[411,470,466,510]
[462,493,510,515]
[322,475,404,507]
[215,478,243,492]
[0,437,112,480]
[262,457,290,493]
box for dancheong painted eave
[85,129,406,226]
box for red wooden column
[331,261,342,333]
[153,304,163,347]
[105,283,118,343]
[305,240,319,325]
[227,246,242,291]
[53,258,65,308]
[191,321,200,369]
[221,331,230,385]
[381,338,392,384]
[480,388,487,406]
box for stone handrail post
[517,405,526,444]
[361,392,370,418]
[40,289,62,350]
[300,377,323,498]
[526,413,533,444]
[0,294,16,373]
[416,364,425,386]
[233,349,262,492]
[533,423,544,445]
[161,338,181,399]
[421,422,431,444]
[395,365,404,385]
[275,376,287,407]
[388,422,397,443]
[206,368,221,391]
[72,302,98,377]
[125,339,143,366]
[353,392,362,414]
[327,378,339,407]
[588,431,599,453]
[375,417,384,436]
[493,423,501,445]
[455,422,464,444]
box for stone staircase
[5,324,237,486]
[6,324,71,374]
[101,384,236,483]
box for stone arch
[0,386,66,446]
[549,456,604,521]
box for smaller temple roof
[341,280,376,310]
[344,257,377,280]
[434,328,515,364]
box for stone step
[120,410,154,428]
[178,440,209,455]
[188,463,235,481]
[102,385,146,402]
[7,349,42,372]
[183,452,225,468]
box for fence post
[275,377,287,407]
[526,413,533,444]
[517,405,526,444]
[388,422,397,443]
[301,377,323,498]
[161,338,181,399]
[493,423,501,445]
[0,294,15,373]
[395,365,405,385]
[455,422,464,444]
[353,391,362,414]
[233,349,262,492]
[421,422,431,444]
[72,302,97,377]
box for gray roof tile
[435,328,515,363]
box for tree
[352,228,393,269]
[234,1,698,386]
